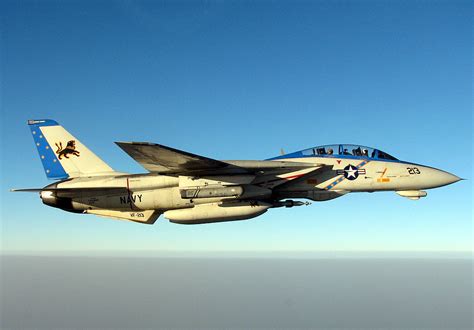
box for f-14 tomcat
[13,119,461,225]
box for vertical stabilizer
[28,119,114,179]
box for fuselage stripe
[324,160,370,190]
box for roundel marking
[343,164,359,180]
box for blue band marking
[28,119,59,127]
[29,120,68,180]
[324,159,370,190]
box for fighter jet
[12,119,461,225]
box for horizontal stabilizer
[85,209,161,224]
[11,187,128,197]
[10,188,43,193]
[116,142,248,175]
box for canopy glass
[282,144,398,161]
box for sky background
[1,0,472,255]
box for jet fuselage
[14,120,461,225]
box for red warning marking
[283,173,305,180]
[337,160,341,164]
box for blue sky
[1,0,472,255]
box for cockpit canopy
[280,144,398,161]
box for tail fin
[28,119,114,179]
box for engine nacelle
[40,190,57,206]
[164,202,271,224]
[40,190,81,212]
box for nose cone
[426,168,462,188]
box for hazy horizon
[1,250,472,259]
[2,255,472,329]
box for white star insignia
[345,165,358,179]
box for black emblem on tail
[55,140,80,159]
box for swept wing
[116,142,324,177]
[116,142,247,175]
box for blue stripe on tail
[28,119,69,180]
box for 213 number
[407,167,421,175]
